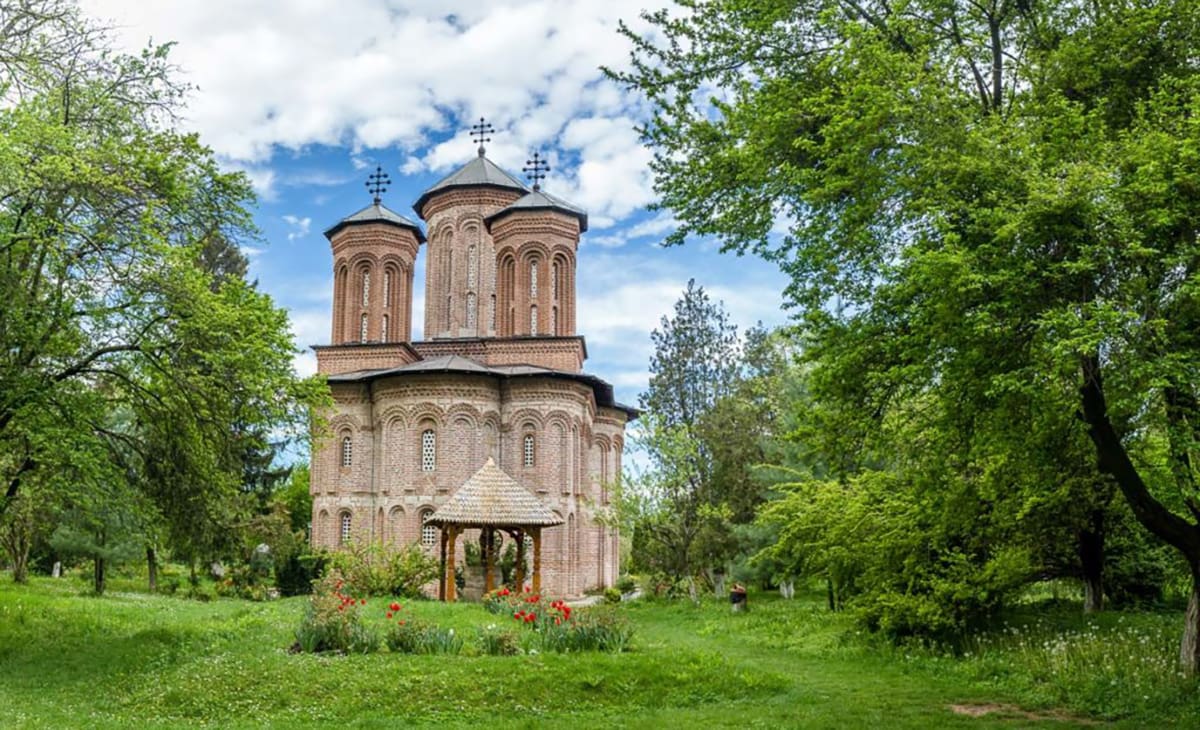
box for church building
[309,124,633,597]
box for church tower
[325,166,423,345]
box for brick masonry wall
[411,336,585,372]
[310,371,628,597]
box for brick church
[309,127,633,597]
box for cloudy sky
[80,0,791,407]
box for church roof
[426,458,564,527]
[413,153,529,217]
[325,354,639,419]
[484,189,589,232]
[324,203,427,242]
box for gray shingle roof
[484,189,589,232]
[413,153,529,216]
[324,203,427,242]
[427,458,564,527]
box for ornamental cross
[523,151,550,191]
[470,116,495,155]
[365,165,391,205]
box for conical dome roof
[324,203,426,242]
[484,188,588,232]
[426,458,563,527]
[413,153,529,217]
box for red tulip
[386,612,393,619]
[389,602,400,612]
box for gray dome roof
[413,153,529,216]
[324,203,426,242]
[484,189,588,232]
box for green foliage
[614,575,637,594]
[275,550,327,597]
[476,625,522,656]
[293,572,380,654]
[385,619,463,655]
[327,540,439,598]
[614,0,1200,663]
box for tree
[613,0,1200,670]
[0,0,328,577]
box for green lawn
[0,577,1195,728]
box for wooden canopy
[427,458,563,601]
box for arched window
[530,261,538,298]
[466,292,477,329]
[381,314,389,341]
[420,510,437,548]
[551,262,558,301]
[421,429,436,472]
[468,244,478,287]
[340,513,352,545]
[523,434,535,468]
[360,313,368,342]
[383,271,392,306]
[530,305,538,336]
[361,270,370,306]
[341,436,353,467]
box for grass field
[1,576,1197,728]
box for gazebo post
[446,526,459,602]
[532,527,543,595]
[438,527,448,601]
[484,527,495,594]
[514,528,526,590]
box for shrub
[476,625,521,656]
[385,619,462,654]
[276,551,327,597]
[615,575,637,594]
[604,587,622,604]
[293,571,380,654]
[328,541,438,598]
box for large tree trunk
[1183,569,1200,672]
[1079,510,1105,613]
[146,546,157,593]
[1078,356,1200,673]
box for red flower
[389,602,400,612]
[399,620,406,625]
[360,598,366,605]
[555,617,561,625]
[386,611,393,619]
[337,605,345,612]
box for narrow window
[551,306,557,336]
[489,294,496,331]
[381,314,389,341]
[360,313,368,342]
[383,271,391,306]
[340,513,352,544]
[421,429,436,472]
[468,245,478,287]
[551,262,558,301]
[530,305,538,335]
[341,436,353,467]
[530,261,538,298]
[466,292,477,329]
[421,510,437,548]
[361,270,370,307]
[524,434,535,468]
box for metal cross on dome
[365,165,390,205]
[470,116,495,156]
[523,151,550,191]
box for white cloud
[282,215,312,241]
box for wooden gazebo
[425,458,564,601]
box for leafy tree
[613,0,1200,671]
[0,0,328,582]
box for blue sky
[81,0,792,409]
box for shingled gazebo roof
[427,458,564,528]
